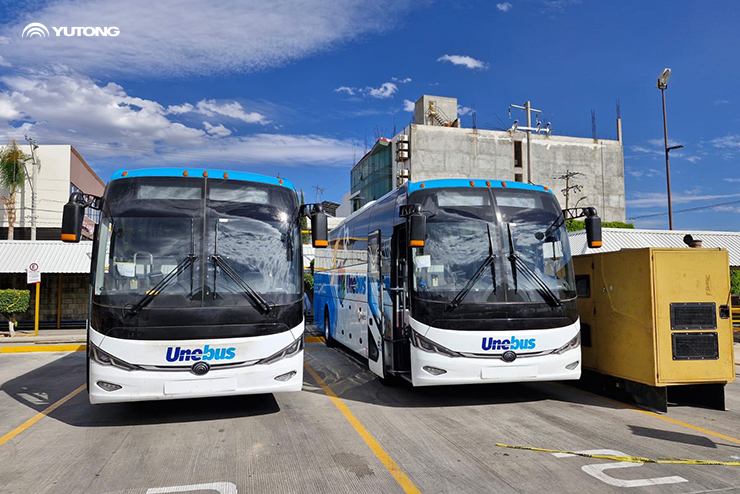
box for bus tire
[324,309,336,348]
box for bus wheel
[324,309,336,348]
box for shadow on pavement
[628,424,737,450]
[304,343,625,411]
[2,352,280,427]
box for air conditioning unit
[397,150,409,160]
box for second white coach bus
[61,167,327,403]
[314,178,601,386]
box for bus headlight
[258,336,304,365]
[89,343,142,371]
[552,333,581,355]
[410,331,462,358]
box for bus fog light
[565,361,580,370]
[423,366,447,376]
[97,381,122,392]
[274,371,297,382]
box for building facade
[344,95,626,222]
[0,144,104,240]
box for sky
[0,0,739,231]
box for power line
[629,199,740,220]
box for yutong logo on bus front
[166,345,236,362]
[481,336,536,351]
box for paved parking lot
[1,336,739,494]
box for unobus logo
[22,23,49,38]
[166,345,236,362]
[481,336,536,351]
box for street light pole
[656,68,675,230]
[660,86,673,230]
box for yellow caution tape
[495,443,740,466]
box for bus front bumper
[88,351,303,404]
[409,346,581,387]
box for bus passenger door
[367,230,384,377]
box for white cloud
[0,69,357,167]
[711,134,740,150]
[723,178,740,183]
[364,82,397,99]
[714,99,731,106]
[627,191,740,209]
[195,99,267,124]
[334,86,355,96]
[203,122,232,137]
[0,0,408,78]
[403,99,415,112]
[457,105,473,116]
[496,2,513,12]
[391,77,412,83]
[437,54,488,70]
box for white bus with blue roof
[61,167,327,404]
[313,178,602,386]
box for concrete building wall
[405,125,626,222]
[0,144,104,240]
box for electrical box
[574,248,735,410]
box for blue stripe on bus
[407,179,550,194]
[109,168,294,189]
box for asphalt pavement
[0,335,739,494]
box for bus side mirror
[311,208,328,248]
[585,213,602,249]
[409,212,426,248]
[61,194,85,243]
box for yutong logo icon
[166,345,236,363]
[481,336,536,351]
[22,23,50,38]
[22,22,120,38]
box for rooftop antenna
[591,109,597,140]
[392,117,396,137]
[312,184,325,203]
[472,106,477,130]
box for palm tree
[0,139,29,240]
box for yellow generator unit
[574,248,735,411]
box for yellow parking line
[305,336,325,343]
[0,344,86,353]
[553,383,740,445]
[0,383,86,448]
[304,362,421,494]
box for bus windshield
[410,187,575,305]
[93,177,301,312]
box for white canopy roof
[0,240,92,274]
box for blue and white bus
[62,168,327,403]
[314,178,601,386]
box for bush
[566,219,634,232]
[0,289,30,324]
[731,270,740,296]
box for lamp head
[656,68,671,89]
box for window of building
[515,173,523,183]
[70,183,100,224]
[514,141,523,168]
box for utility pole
[24,135,39,241]
[556,170,584,210]
[312,184,325,203]
[509,101,547,183]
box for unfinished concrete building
[344,95,625,222]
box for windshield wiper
[506,223,561,307]
[210,254,272,315]
[125,254,198,317]
[447,224,497,311]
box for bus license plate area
[481,366,537,380]
[163,377,237,395]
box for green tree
[0,289,30,336]
[0,139,29,240]
[566,219,634,232]
[731,270,740,295]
